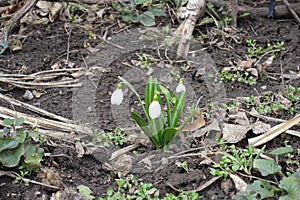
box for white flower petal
[149,101,161,119]
[176,83,186,93]
[111,88,123,105]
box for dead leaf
[32,90,46,98]
[261,56,275,71]
[246,68,258,77]
[221,179,234,194]
[75,141,84,158]
[251,121,271,134]
[183,111,206,132]
[222,123,250,143]
[229,173,247,192]
[276,93,291,109]
[237,58,256,69]
[227,111,250,126]
[37,168,62,191]
[9,38,22,52]
[104,154,132,175]
[71,71,85,78]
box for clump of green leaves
[210,145,262,178]
[246,39,285,58]
[92,128,127,147]
[220,70,255,85]
[114,76,198,150]
[234,144,300,200]
[0,117,44,171]
[99,173,201,200]
[112,0,179,26]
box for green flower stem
[118,76,151,123]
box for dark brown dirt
[0,4,300,200]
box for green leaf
[0,138,19,152]
[140,11,155,26]
[0,144,25,167]
[15,118,25,127]
[3,118,14,126]
[279,173,300,200]
[28,131,40,142]
[15,131,27,144]
[248,180,275,199]
[131,112,151,137]
[122,15,133,23]
[160,85,172,126]
[232,163,240,172]
[234,180,276,200]
[270,146,293,156]
[111,2,123,11]
[24,145,44,170]
[173,0,188,7]
[149,115,164,146]
[162,127,178,147]
[134,0,147,5]
[253,159,282,176]
[77,185,95,200]
[131,111,159,148]
[147,6,166,17]
[171,90,186,127]
[145,76,155,112]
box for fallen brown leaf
[182,111,206,132]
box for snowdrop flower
[149,94,161,119]
[111,84,123,105]
[176,79,186,93]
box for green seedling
[175,160,189,173]
[136,53,156,68]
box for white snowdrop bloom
[111,85,123,105]
[149,100,161,119]
[176,80,186,93]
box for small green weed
[99,173,201,200]
[246,39,285,58]
[220,70,255,85]
[210,145,263,178]
[241,85,300,115]
[175,160,189,173]
[136,53,156,68]
[92,128,127,147]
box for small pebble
[23,90,34,100]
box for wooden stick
[0,93,73,123]
[282,0,300,24]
